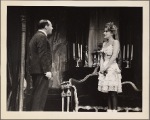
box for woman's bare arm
[104,40,120,70]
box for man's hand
[45,72,52,79]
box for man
[29,19,53,111]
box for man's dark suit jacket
[29,31,52,74]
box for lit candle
[131,45,133,60]
[78,43,80,58]
[127,44,129,59]
[123,45,125,60]
[81,44,82,60]
[73,43,75,59]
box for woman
[98,22,122,112]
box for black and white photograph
[1,1,149,119]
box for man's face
[46,21,53,35]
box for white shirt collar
[38,30,47,37]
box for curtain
[88,8,119,67]
[7,7,22,110]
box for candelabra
[92,55,98,67]
[92,50,102,67]
[122,44,133,69]
[73,43,83,67]
[75,57,82,67]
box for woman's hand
[100,66,108,76]
[100,66,107,73]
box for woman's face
[103,28,113,39]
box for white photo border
[1,1,149,119]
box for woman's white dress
[98,43,122,93]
